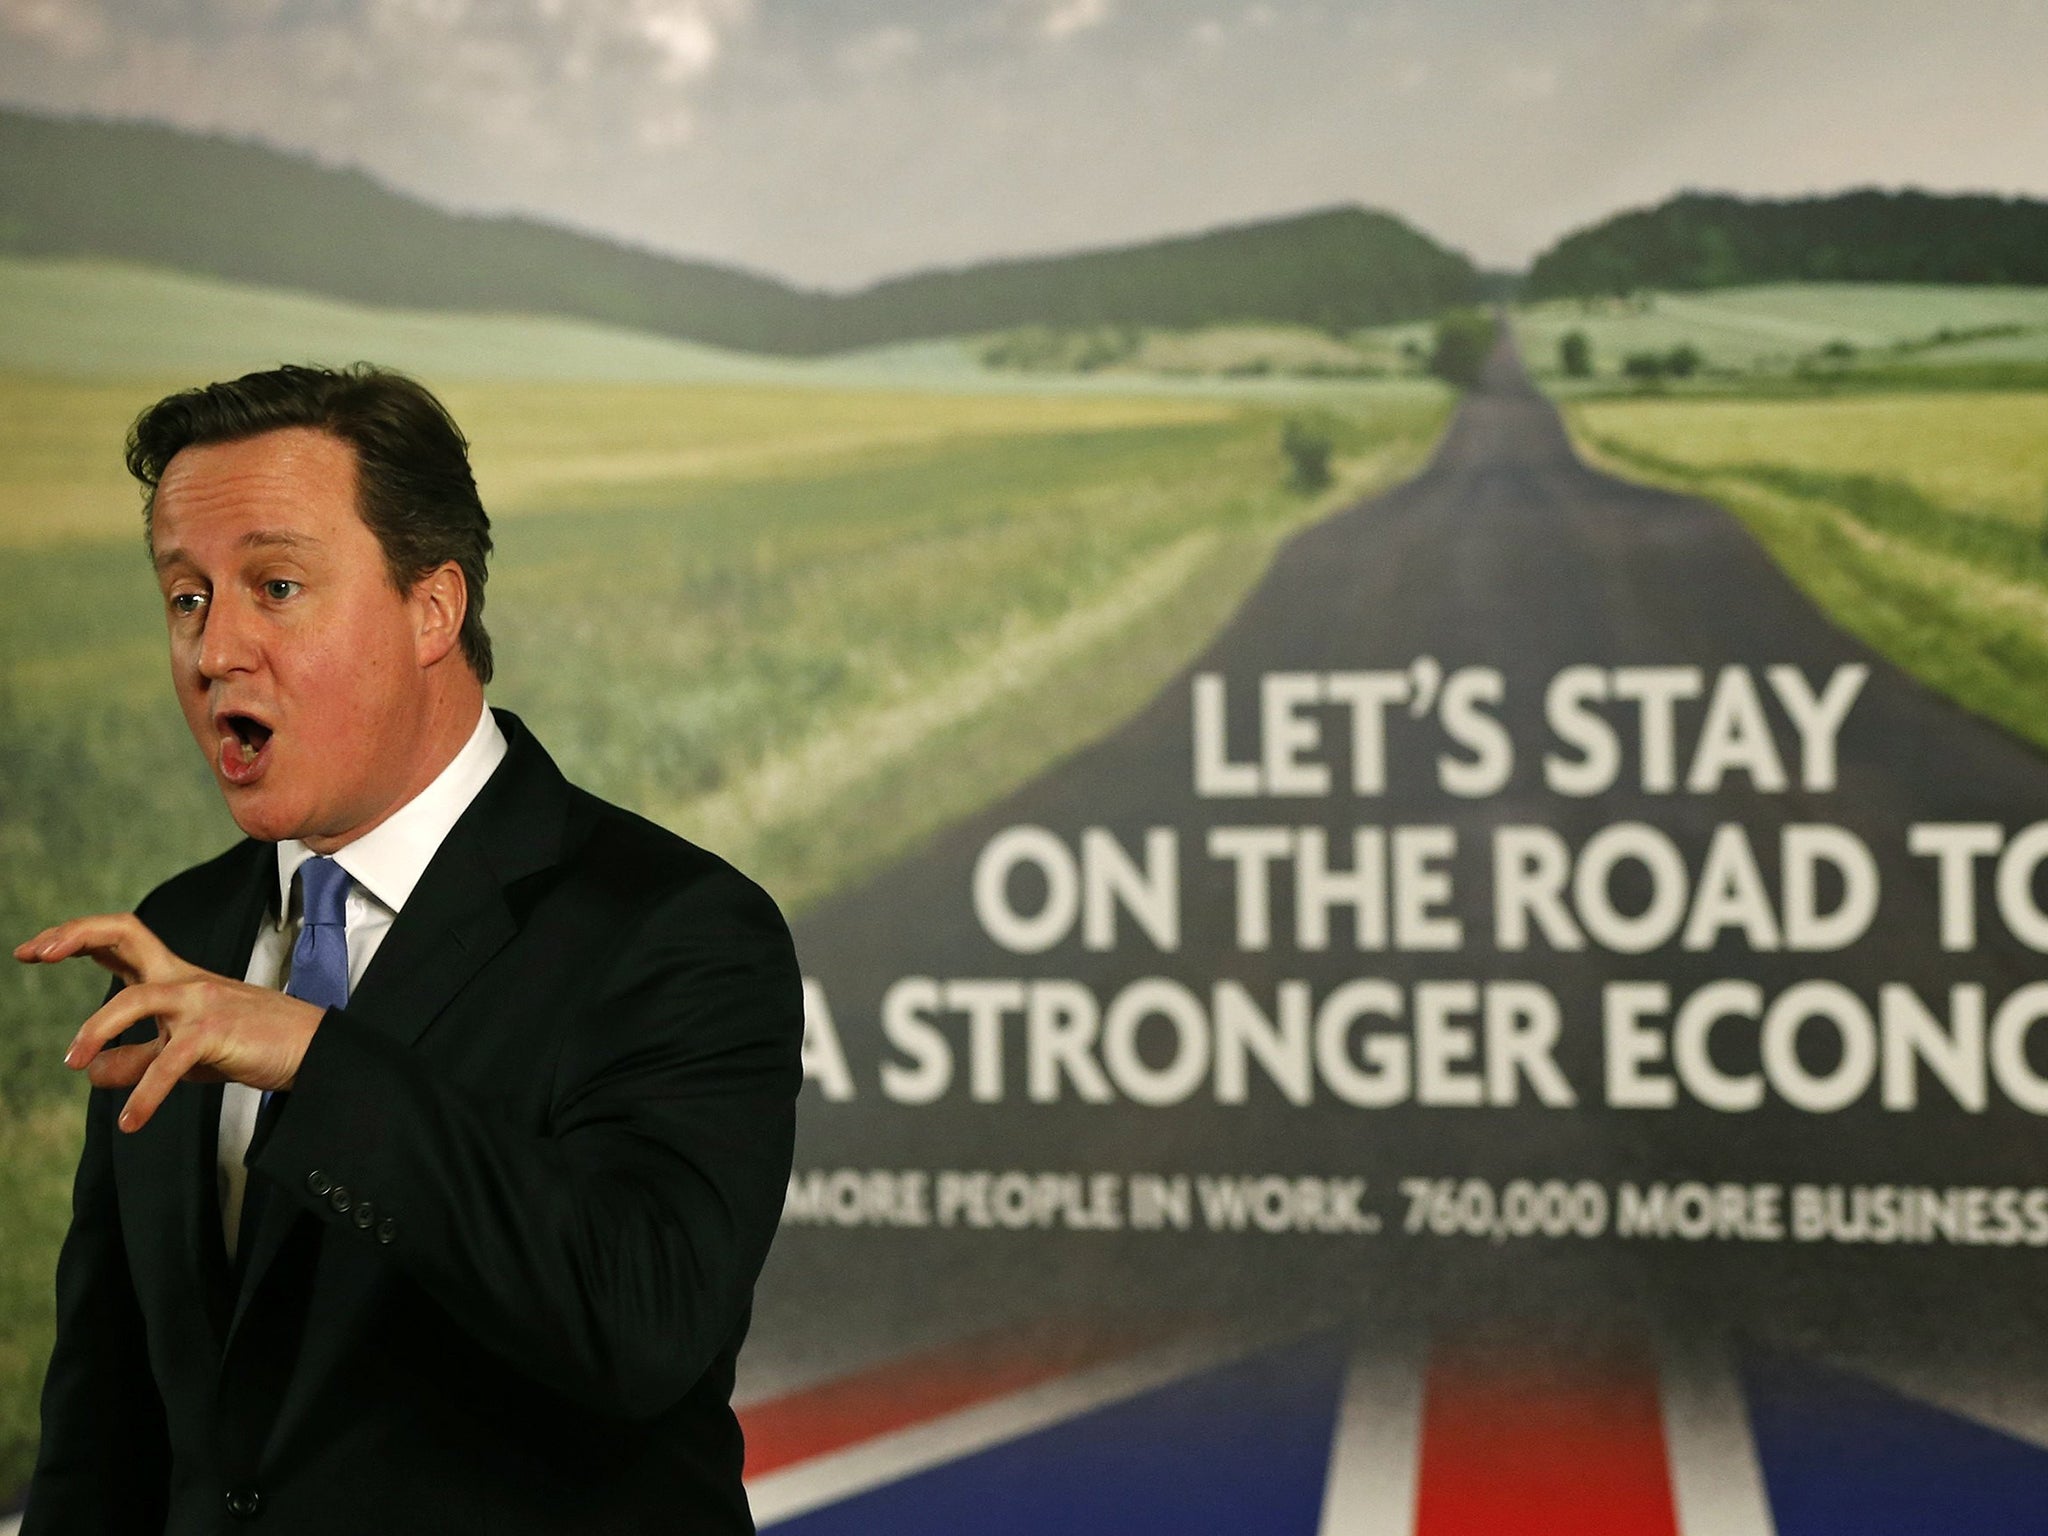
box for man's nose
[197,595,261,679]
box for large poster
[758,347,2048,1532]
[5,4,2048,1530]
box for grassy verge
[660,425,1440,909]
[0,372,1450,1491]
[1566,392,2048,758]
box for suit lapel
[330,837,519,1048]
[226,712,577,1342]
[338,709,577,1055]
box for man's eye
[169,592,207,617]
[263,580,302,602]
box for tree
[1280,417,1334,493]
[1622,350,1666,386]
[1559,329,1592,377]
[1429,308,1497,389]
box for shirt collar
[273,707,509,917]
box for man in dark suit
[14,364,803,1533]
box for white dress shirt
[217,707,508,1258]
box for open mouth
[216,712,275,783]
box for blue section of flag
[767,1335,1345,1535]
[1741,1345,2048,1536]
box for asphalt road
[749,337,2048,1396]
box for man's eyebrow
[237,529,321,553]
[152,530,321,573]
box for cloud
[0,0,106,58]
[0,0,2041,286]
[636,105,697,147]
[1041,0,1109,41]
[633,0,749,82]
[839,24,920,73]
[0,0,762,173]
[1185,4,1280,51]
[1499,62,1559,101]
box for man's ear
[410,561,468,669]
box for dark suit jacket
[24,711,803,1535]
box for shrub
[1622,350,1667,386]
[1280,416,1334,492]
[1559,329,1592,377]
[1429,308,1497,389]
[979,325,1140,373]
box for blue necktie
[237,858,349,1265]
[266,856,351,1111]
[287,856,352,1012]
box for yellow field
[1566,389,2048,761]
[1572,391,2048,528]
[0,374,1239,547]
[0,376,166,545]
[0,369,1446,937]
[451,383,1243,515]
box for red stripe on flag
[1413,1340,1680,1536]
[740,1324,1148,1478]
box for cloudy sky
[3,0,2044,288]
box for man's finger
[118,1032,207,1133]
[86,1038,225,1092]
[66,982,179,1070]
[16,914,182,985]
[85,1039,164,1090]
[12,925,62,962]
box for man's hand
[14,914,324,1133]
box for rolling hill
[0,108,1479,355]
[1526,188,2048,299]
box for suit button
[352,1200,375,1230]
[329,1185,352,1213]
[224,1486,261,1518]
[306,1170,332,1197]
[376,1217,397,1245]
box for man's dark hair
[126,363,496,682]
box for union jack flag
[738,1318,2048,1533]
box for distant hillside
[1526,189,2048,299]
[0,109,824,351]
[0,108,1478,355]
[839,206,1479,338]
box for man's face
[151,427,441,850]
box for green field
[1568,388,2048,758]
[1,254,1453,402]
[0,263,1452,1492]
[1514,283,2048,384]
[978,318,1438,379]
[0,255,803,384]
